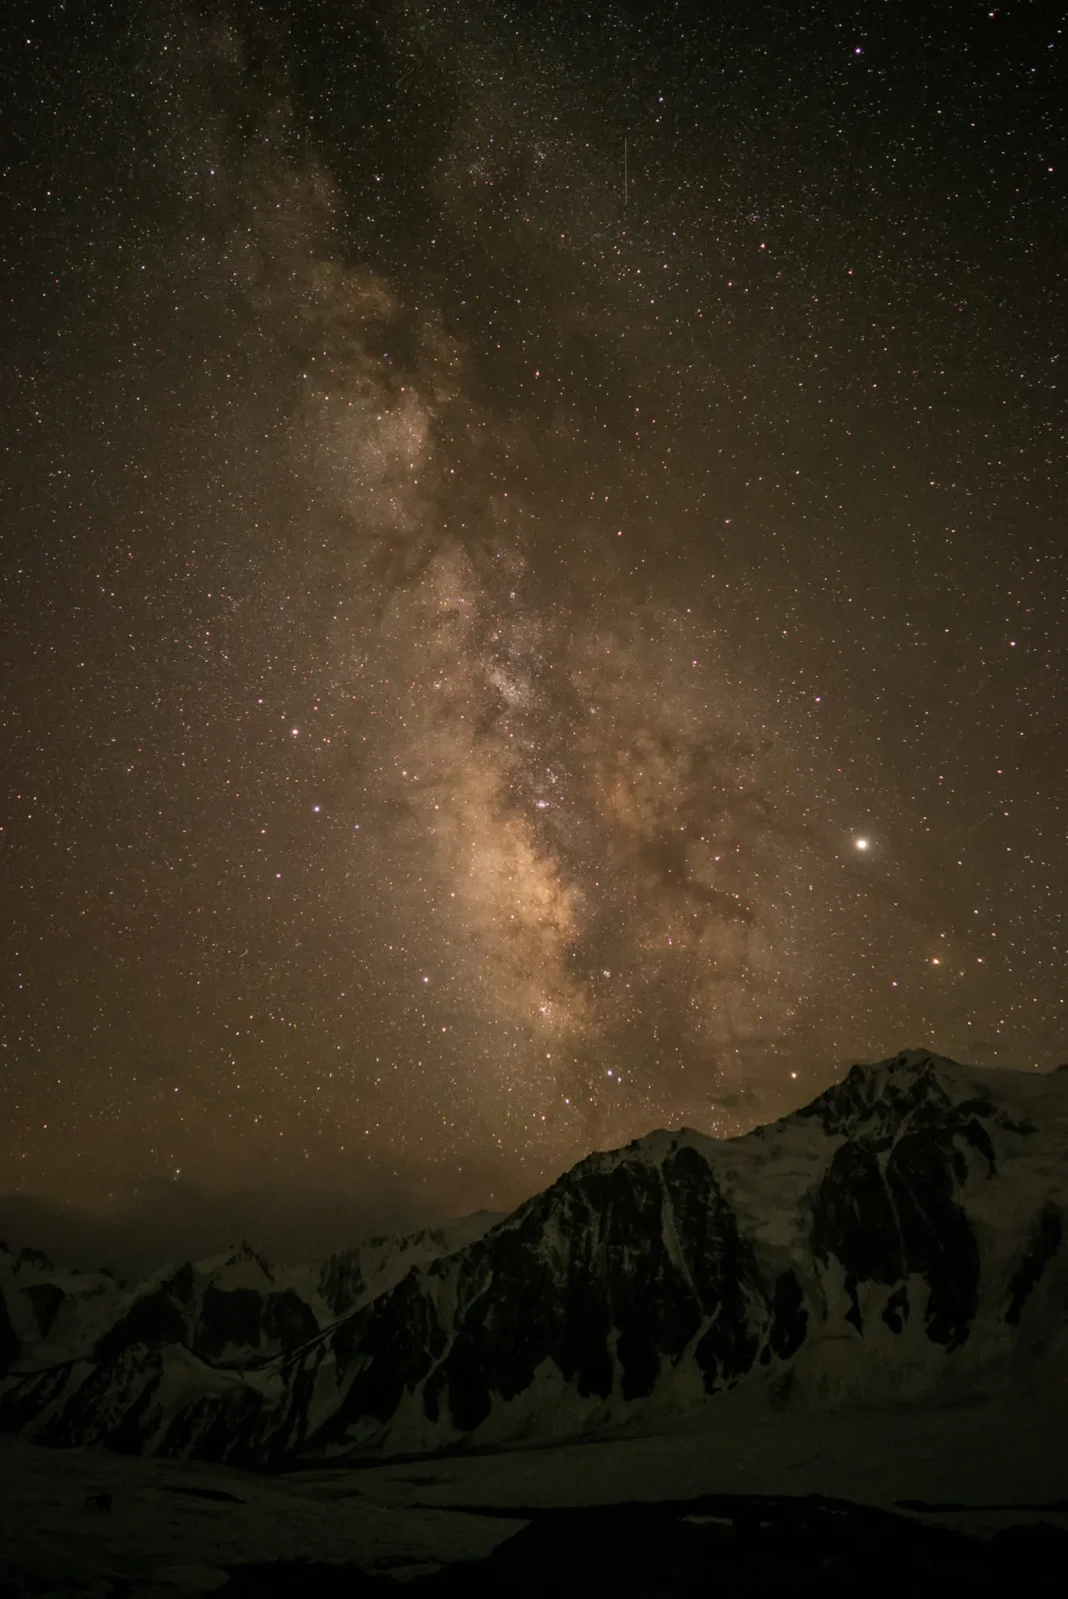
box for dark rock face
[811,1129,981,1348]
[197,1285,266,1358]
[767,1270,808,1360]
[0,1289,19,1377]
[94,1273,192,1364]
[328,1271,448,1433]
[15,1346,164,1452]
[803,1052,1037,1351]
[881,1285,909,1334]
[885,1133,979,1349]
[1006,1204,1063,1324]
[317,1251,367,1317]
[22,1282,66,1338]
[196,1284,319,1362]
[87,1259,320,1373]
[403,1142,767,1444]
[16,1247,54,1272]
[813,1140,901,1284]
[0,1361,77,1432]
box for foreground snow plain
[3,1390,1065,1594]
[0,1432,525,1592]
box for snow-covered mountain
[0,1247,126,1376]
[0,1212,502,1376]
[2,1051,1065,1467]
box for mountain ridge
[1,1050,1065,1468]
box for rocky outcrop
[0,1285,18,1378]
[1005,1204,1063,1325]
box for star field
[0,0,1064,1261]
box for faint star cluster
[0,0,1064,1253]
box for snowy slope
[2,1051,1065,1468]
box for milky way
[1,1,1064,1264]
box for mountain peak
[227,1238,262,1263]
[221,1238,274,1276]
[791,1049,987,1136]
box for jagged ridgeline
[1,1052,1065,1465]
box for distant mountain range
[0,1209,501,1375]
[2,1051,1065,1466]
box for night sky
[1,0,1064,1266]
